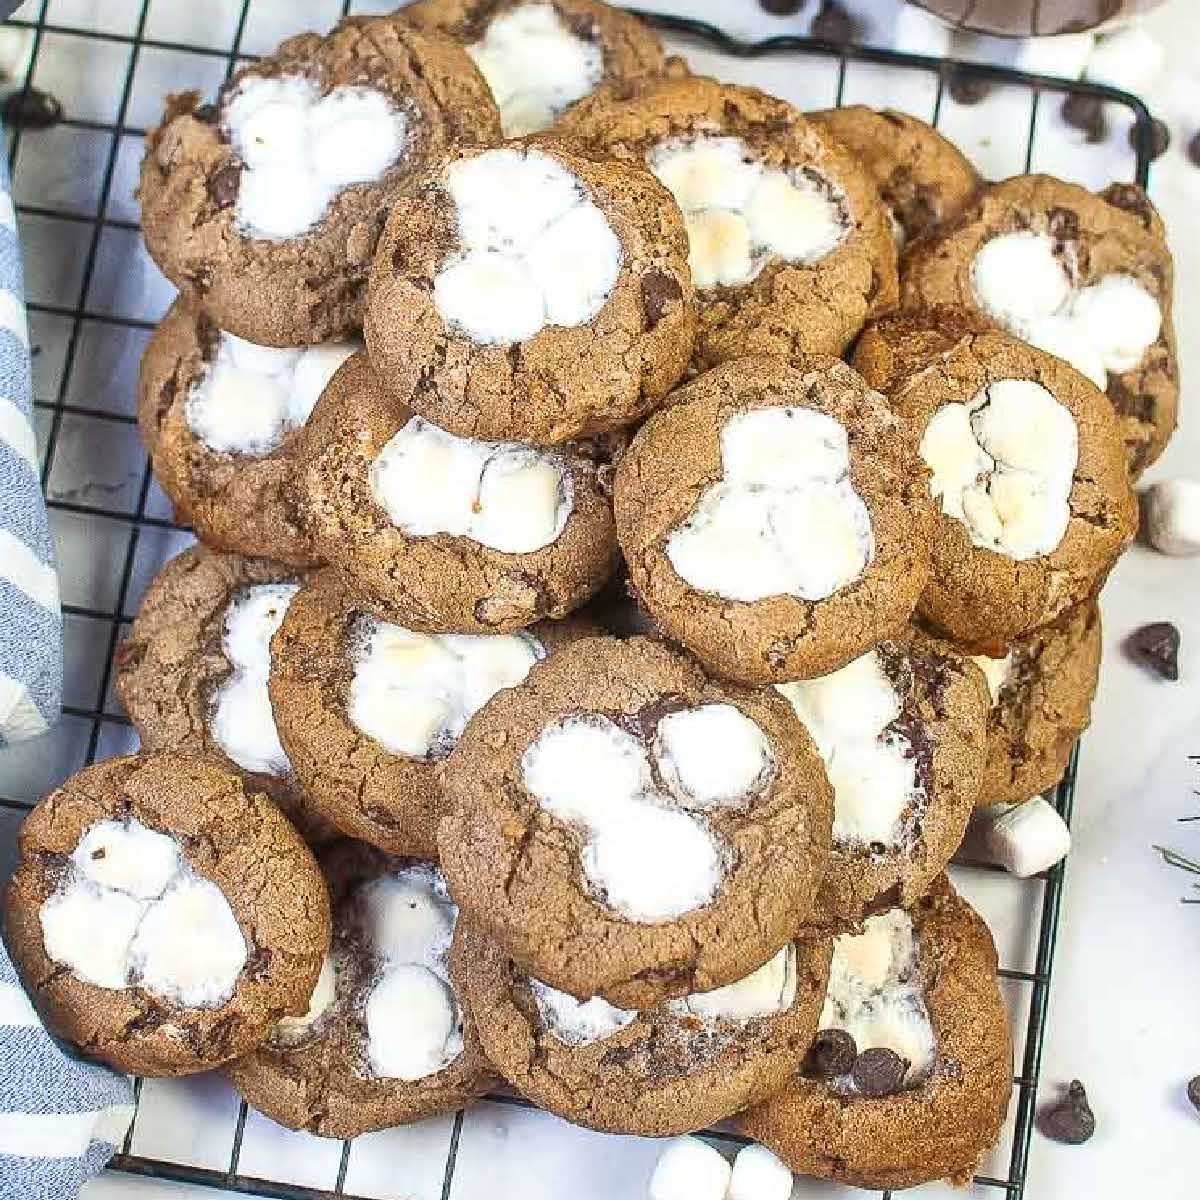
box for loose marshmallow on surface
[980,796,1071,877]
[821,909,937,1087]
[210,582,299,776]
[921,380,1078,560]
[648,135,848,290]
[225,75,408,240]
[648,1136,731,1200]
[369,417,572,554]
[653,703,775,808]
[777,651,920,847]
[434,148,621,344]
[348,620,541,759]
[529,978,637,1046]
[187,333,358,456]
[667,407,874,603]
[1143,478,1200,557]
[728,1144,794,1200]
[673,943,797,1021]
[466,2,604,137]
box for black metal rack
[0,3,1153,1197]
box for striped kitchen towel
[0,939,134,1200]
[0,150,62,745]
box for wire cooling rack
[0,2,1155,1197]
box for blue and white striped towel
[0,940,134,1199]
[0,151,62,744]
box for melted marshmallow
[972,653,1013,706]
[529,978,637,1046]
[274,952,338,1044]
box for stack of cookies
[3,0,1175,1192]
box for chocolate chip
[641,271,682,330]
[1099,182,1153,228]
[2,87,63,130]
[90,848,105,860]
[1130,117,1171,161]
[1038,1079,1096,1144]
[193,103,217,124]
[1187,131,1200,169]
[1061,94,1106,144]
[810,1,857,43]
[804,1028,857,1078]
[208,163,241,209]
[947,71,991,106]
[851,1047,908,1097]
[1125,621,1180,681]
[1187,1075,1200,1114]
[758,0,804,13]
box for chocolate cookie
[734,877,1012,1191]
[900,175,1178,475]
[138,299,358,565]
[3,753,331,1076]
[114,546,331,841]
[972,602,1101,807]
[556,75,898,369]
[439,635,833,1009]
[614,356,936,684]
[809,106,980,245]
[227,842,492,1138]
[268,570,594,858]
[456,923,831,1135]
[776,628,989,922]
[404,0,665,137]
[296,352,617,633]
[854,313,1136,651]
[364,139,695,446]
[140,16,500,346]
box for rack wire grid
[0,2,1156,1197]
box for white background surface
[0,0,1197,1196]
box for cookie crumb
[2,86,63,130]
[1125,621,1180,681]
[1037,1079,1096,1144]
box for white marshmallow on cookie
[187,333,358,456]
[528,978,638,1047]
[224,75,408,240]
[648,135,848,290]
[673,943,797,1021]
[369,416,573,554]
[1143,478,1200,557]
[275,952,338,1044]
[434,147,622,344]
[653,703,775,808]
[971,652,1014,706]
[667,407,874,603]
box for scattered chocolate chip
[804,1028,857,1078]
[1130,117,1171,161]
[1061,94,1106,143]
[1187,131,1200,169]
[758,0,805,13]
[1188,1075,1200,1114]
[2,86,63,130]
[192,102,217,124]
[1099,182,1154,227]
[810,1,857,43]
[851,1047,908,1097]
[947,71,991,106]
[1125,621,1180,681]
[208,163,241,209]
[1038,1079,1096,1144]
[640,271,682,330]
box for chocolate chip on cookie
[2,753,331,1076]
[855,312,1137,651]
[614,355,936,684]
[227,842,493,1137]
[557,75,898,370]
[365,139,696,446]
[295,353,617,633]
[439,635,833,1009]
[804,1028,857,1078]
[140,16,500,346]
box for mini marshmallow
[675,944,797,1021]
[275,952,338,1043]
[187,334,358,456]
[728,1144,794,1200]
[972,652,1014,706]
[1069,274,1162,374]
[348,620,540,758]
[1025,313,1107,390]
[648,1136,731,1200]
[210,583,299,776]
[435,148,621,343]
[529,978,637,1046]
[225,75,408,240]
[1143,478,1200,557]
[362,871,454,966]
[72,818,181,900]
[369,417,572,554]
[522,716,650,819]
[654,704,775,808]
[972,231,1072,330]
[39,882,144,990]
[1084,23,1165,94]
[365,963,461,1081]
[466,2,604,137]
[980,796,1071,877]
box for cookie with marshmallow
[809,106,980,247]
[268,571,595,858]
[455,920,831,1135]
[138,299,358,565]
[114,546,332,841]
[404,0,665,138]
[297,353,617,633]
[365,140,695,446]
[2,753,331,1076]
[901,175,1178,475]
[140,16,500,347]
[614,356,936,684]
[440,635,833,1009]
[557,75,898,369]
[855,313,1136,651]
[734,877,1012,1191]
[226,841,493,1138]
[776,628,990,923]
